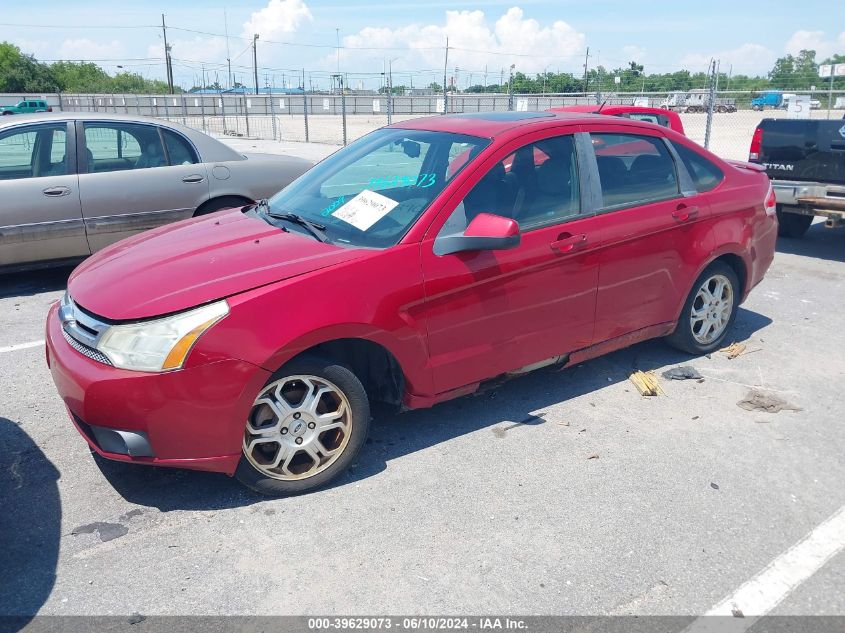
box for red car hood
[69,210,366,320]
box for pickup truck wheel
[776,208,813,238]
[235,354,370,496]
[666,261,739,355]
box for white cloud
[338,7,586,76]
[57,38,125,61]
[621,45,647,63]
[242,0,313,40]
[679,43,777,75]
[785,30,845,60]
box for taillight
[749,127,763,161]
[764,184,777,217]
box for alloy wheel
[690,273,733,345]
[243,375,352,481]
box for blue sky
[2,0,843,89]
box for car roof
[0,111,243,162]
[390,110,666,138]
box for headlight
[96,300,229,372]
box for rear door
[0,121,89,267]
[77,121,209,251]
[583,125,713,342]
[758,119,845,185]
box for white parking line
[684,504,845,632]
[0,340,44,354]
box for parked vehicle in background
[0,112,312,272]
[1,99,52,115]
[46,111,778,496]
[749,118,845,237]
[751,91,784,111]
[661,90,737,113]
[547,105,685,134]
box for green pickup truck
[1,99,52,115]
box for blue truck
[751,91,784,110]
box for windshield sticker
[320,196,346,217]
[368,173,436,189]
[332,189,400,231]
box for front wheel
[666,261,740,355]
[235,355,370,496]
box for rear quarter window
[671,141,723,192]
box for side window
[84,123,166,173]
[671,141,723,192]
[0,124,68,180]
[162,129,198,165]
[591,133,679,208]
[443,134,581,235]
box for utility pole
[224,8,233,89]
[161,14,174,94]
[583,46,590,95]
[443,37,449,114]
[252,34,260,95]
[335,28,340,73]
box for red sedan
[46,111,778,496]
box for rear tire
[235,354,370,497]
[666,261,740,355]
[776,207,813,239]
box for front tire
[776,207,813,239]
[666,261,740,355]
[235,354,370,496]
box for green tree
[0,42,58,92]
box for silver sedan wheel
[690,273,733,345]
[243,375,353,481]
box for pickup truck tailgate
[755,119,845,185]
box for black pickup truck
[749,117,845,237]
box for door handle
[672,205,699,222]
[42,186,71,197]
[550,233,588,254]
[181,174,205,183]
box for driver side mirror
[434,213,521,256]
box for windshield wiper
[266,211,330,243]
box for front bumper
[46,303,271,475]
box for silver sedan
[0,112,312,272]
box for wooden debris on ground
[629,370,664,396]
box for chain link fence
[3,90,843,161]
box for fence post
[200,95,206,133]
[220,94,228,135]
[163,95,169,120]
[704,60,716,150]
[303,89,310,143]
[181,94,187,125]
[340,79,347,146]
[244,94,250,137]
[269,92,277,140]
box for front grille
[62,327,113,366]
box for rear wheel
[235,355,370,496]
[776,207,813,239]
[666,261,740,355]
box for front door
[77,121,209,251]
[0,121,89,267]
[420,131,602,395]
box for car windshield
[265,128,489,248]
